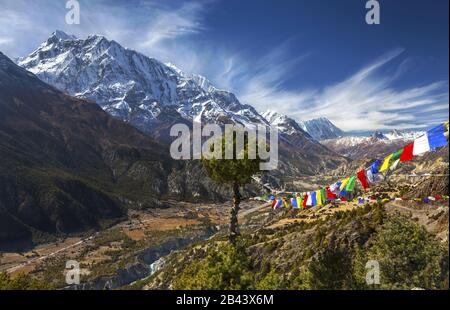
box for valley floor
[1,176,448,290]
[0,199,265,288]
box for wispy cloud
[0,0,207,64]
[137,2,205,50]
[224,47,449,131]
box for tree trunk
[229,182,241,244]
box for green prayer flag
[391,148,404,161]
[320,188,327,203]
[345,175,357,192]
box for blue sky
[0,0,448,132]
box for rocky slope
[17,31,349,180]
[142,197,449,290]
[18,31,268,137]
[0,52,247,247]
[298,117,345,140]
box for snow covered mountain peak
[51,30,77,41]
[262,110,346,141]
[18,31,267,131]
[384,129,424,140]
[262,110,287,124]
[322,128,427,160]
[262,110,307,136]
[298,117,345,140]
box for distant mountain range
[261,110,429,161]
[261,109,427,160]
[322,130,425,160]
[262,110,344,140]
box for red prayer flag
[356,169,369,190]
[400,142,414,162]
[326,187,336,200]
[302,193,308,209]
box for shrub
[172,242,254,290]
[0,272,54,290]
[352,215,448,289]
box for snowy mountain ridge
[18,31,268,132]
[298,117,345,140]
[262,110,343,140]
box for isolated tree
[202,132,261,244]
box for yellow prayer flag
[316,191,322,206]
[379,154,393,172]
[340,177,350,191]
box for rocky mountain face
[263,110,344,141]
[262,110,312,137]
[298,117,345,140]
[322,130,425,160]
[0,52,246,247]
[18,31,349,180]
[18,31,268,139]
[260,110,349,178]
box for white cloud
[224,47,449,131]
[0,37,13,45]
[0,0,207,62]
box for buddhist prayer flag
[389,158,400,171]
[379,154,393,172]
[413,134,430,155]
[366,168,374,183]
[296,195,302,208]
[400,143,414,162]
[306,193,312,207]
[267,121,449,212]
[340,178,350,191]
[326,187,337,200]
[320,188,327,203]
[311,191,317,206]
[345,175,357,192]
[272,198,283,209]
[391,148,404,161]
[330,182,341,194]
[316,190,322,206]
[291,197,298,208]
[276,198,283,208]
[271,199,276,209]
[356,169,369,189]
[427,123,447,150]
[302,193,308,209]
[370,159,382,174]
[367,168,385,183]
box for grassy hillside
[138,198,448,290]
